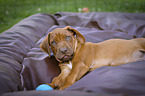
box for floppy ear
[40,33,51,57]
[64,26,85,44]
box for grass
[0,0,145,33]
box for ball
[82,7,90,12]
[36,84,53,91]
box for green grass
[0,0,145,33]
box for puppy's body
[40,26,145,90]
[75,39,144,71]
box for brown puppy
[40,26,145,90]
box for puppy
[40,26,145,90]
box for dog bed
[1,12,145,96]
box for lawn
[0,0,145,33]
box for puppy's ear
[64,26,85,44]
[40,33,51,57]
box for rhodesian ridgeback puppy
[40,26,145,90]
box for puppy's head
[40,26,85,62]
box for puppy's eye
[66,36,71,40]
[51,41,56,45]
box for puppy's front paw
[48,76,65,89]
[46,83,58,89]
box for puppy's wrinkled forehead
[50,28,73,40]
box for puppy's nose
[60,47,68,53]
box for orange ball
[82,7,90,12]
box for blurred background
[0,0,145,33]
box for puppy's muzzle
[59,47,68,54]
[58,54,74,62]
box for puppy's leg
[47,65,71,89]
[76,65,89,81]
[59,61,88,90]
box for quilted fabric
[0,13,58,95]
[1,12,145,96]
